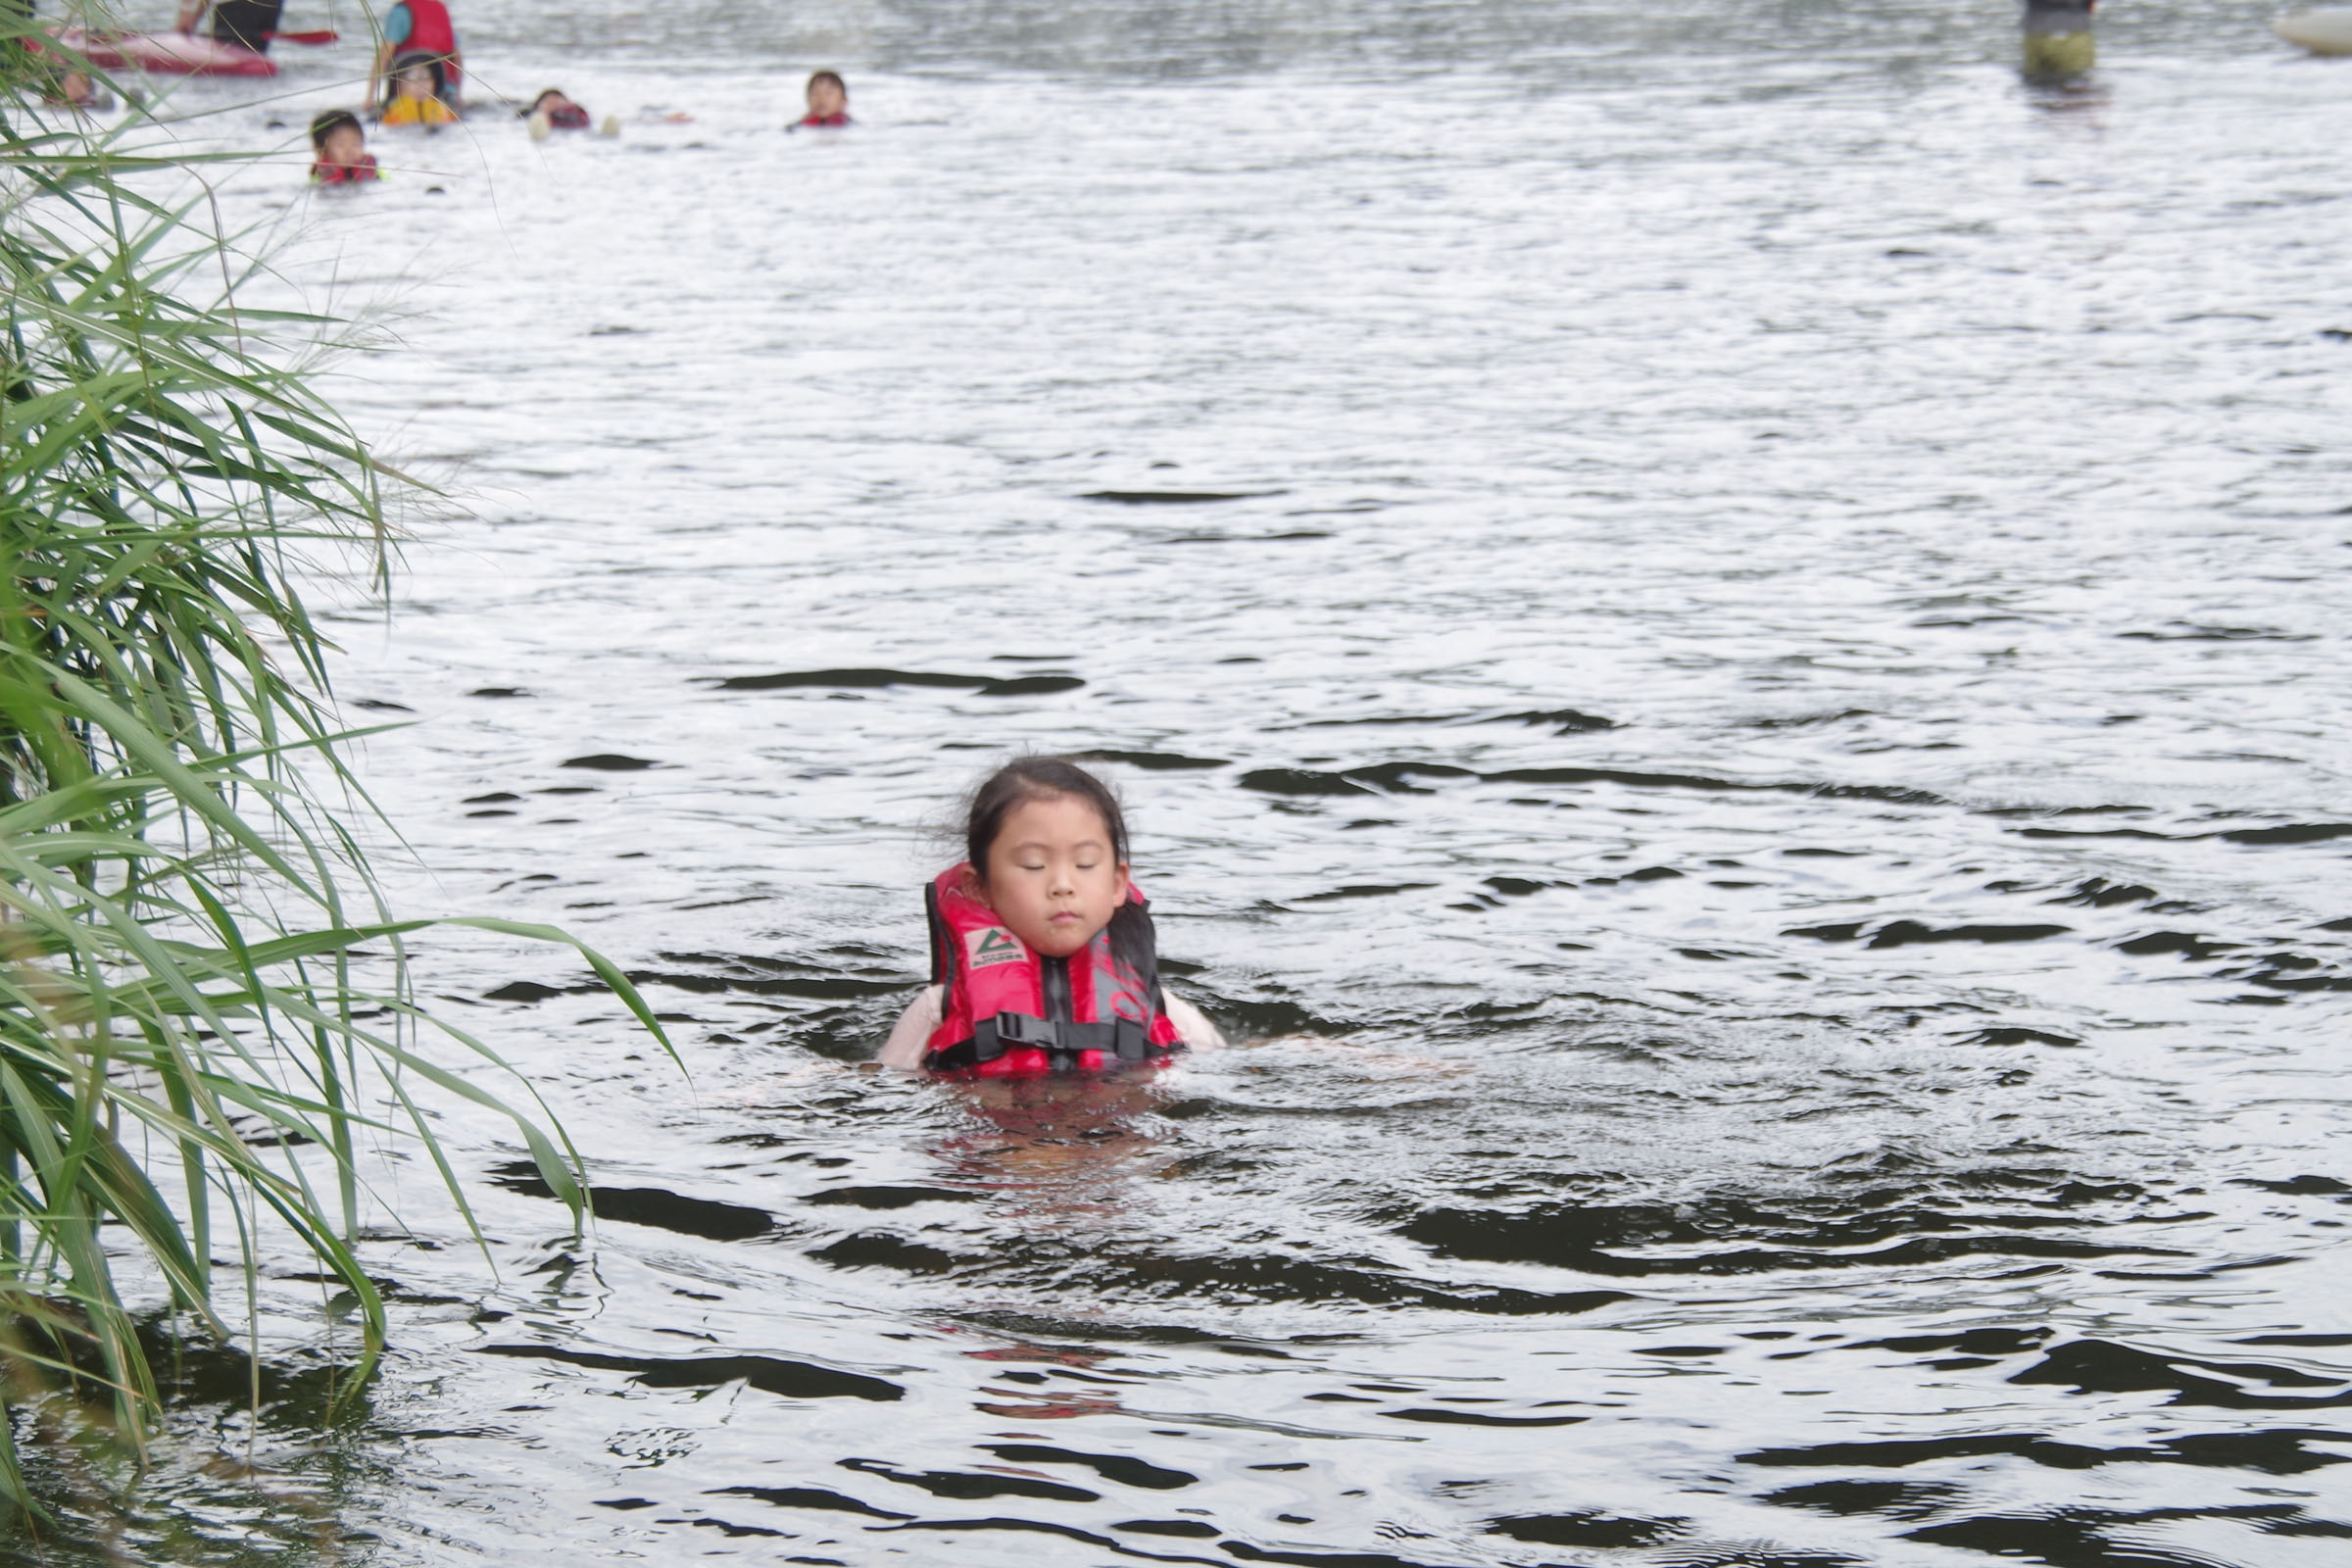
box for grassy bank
[1,23,664,1525]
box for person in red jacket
[364,0,462,114]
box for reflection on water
[21,0,2352,1563]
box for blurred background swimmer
[309,108,377,184]
[521,87,589,130]
[365,0,462,115]
[791,69,850,128]
[378,54,459,126]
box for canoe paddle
[266,29,340,44]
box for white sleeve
[1162,990,1226,1051]
[875,985,944,1068]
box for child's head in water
[395,60,440,104]
[963,758,1131,959]
[804,70,849,123]
[311,110,367,169]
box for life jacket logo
[965,926,1024,969]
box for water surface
[19,3,2352,1563]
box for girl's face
[977,794,1129,958]
[398,65,433,98]
[808,77,847,119]
[320,125,366,166]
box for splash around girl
[878,758,1224,1075]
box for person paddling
[364,0,462,115]
[174,0,285,54]
[878,758,1223,1075]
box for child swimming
[309,110,380,185]
[378,55,461,127]
[792,70,851,128]
[521,88,590,129]
[878,758,1224,1075]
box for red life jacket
[393,0,461,88]
[313,155,380,185]
[923,864,1185,1077]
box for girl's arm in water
[876,987,1225,1069]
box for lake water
[19,3,2352,1564]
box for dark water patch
[1496,707,1617,732]
[709,1485,913,1519]
[627,951,906,999]
[1956,1027,2079,1046]
[1852,1327,2051,1357]
[1072,749,1232,770]
[1904,1501,2336,1565]
[1483,764,1946,807]
[1487,1509,1687,1547]
[2118,623,2317,642]
[2008,1339,2352,1408]
[1163,529,1333,542]
[2050,877,2159,907]
[804,1184,983,1209]
[2229,1174,2350,1196]
[706,667,1084,697]
[1761,1479,1963,1521]
[468,686,531,698]
[491,1163,778,1241]
[562,753,659,770]
[1217,1544,1466,1567]
[485,978,574,1002]
[978,1444,1198,1491]
[2117,931,2240,960]
[2237,1333,2352,1347]
[1748,710,1875,729]
[1003,1237,1628,1314]
[1785,919,2070,948]
[473,1342,904,1400]
[1083,489,1281,504]
[683,1513,788,1537]
[1381,1407,1587,1427]
[1401,1192,2180,1276]
[810,1232,974,1274]
[354,697,413,711]
[841,1456,1100,1503]
[1343,761,1479,793]
[1240,767,1376,798]
[2219,821,2352,846]
[1291,882,1438,904]
[464,791,523,804]
[1119,1517,1221,1538]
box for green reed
[0,24,669,1516]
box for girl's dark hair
[310,109,361,150]
[963,758,1155,996]
[964,756,1127,873]
[522,88,567,116]
[808,69,847,93]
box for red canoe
[55,27,279,78]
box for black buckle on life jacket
[969,1010,1147,1068]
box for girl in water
[879,758,1223,1074]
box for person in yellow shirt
[378,54,460,126]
